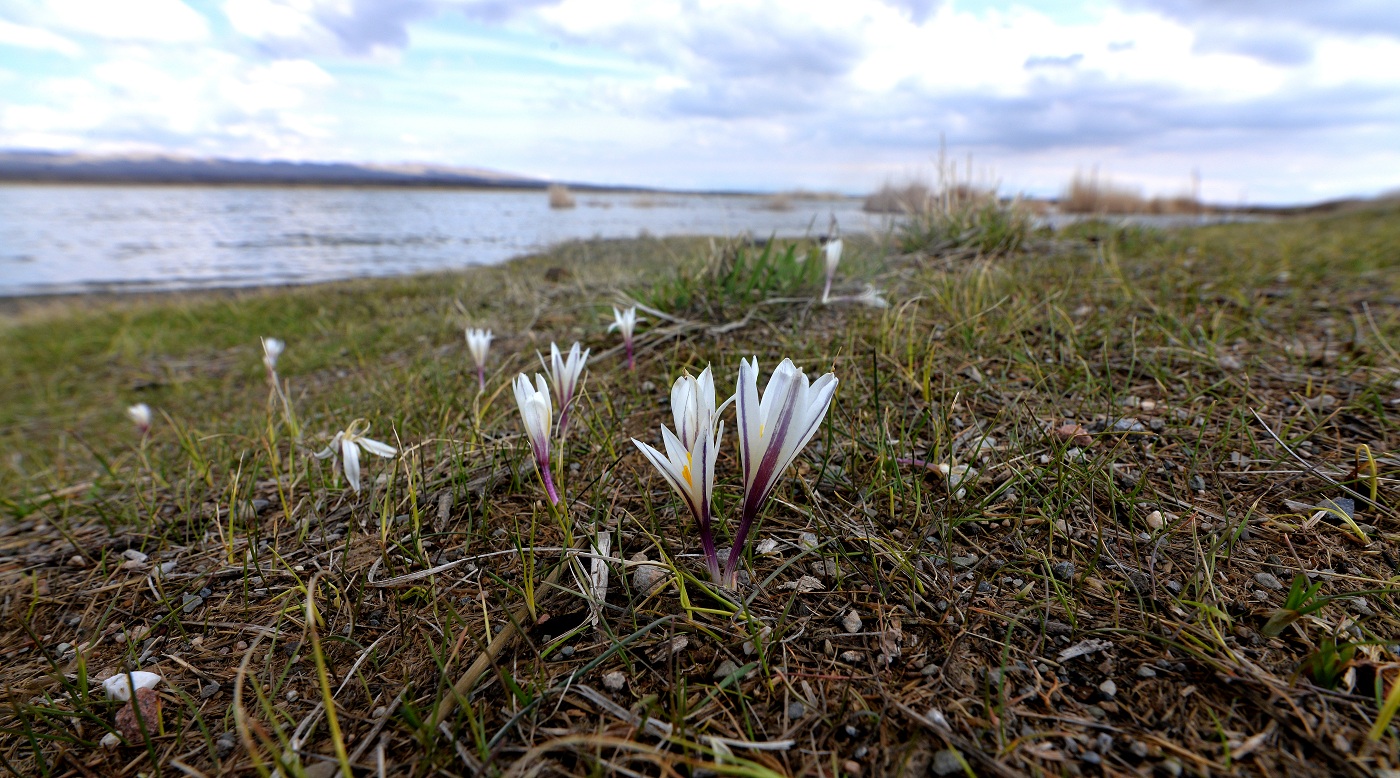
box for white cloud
[40,0,210,42]
[0,19,82,55]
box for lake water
[0,185,875,297]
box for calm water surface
[0,185,876,297]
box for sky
[1,0,1398,204]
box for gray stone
[787,701,805,719]
[1052,561,1076,581]
[1099,679,1118,699]
[560,645,575,658]
[842,610,863,633]
[602,671,625,691]
[1137,665,1157,678]
[1254,572,1284,590]
[216,732,236,758]
[714,659,740,680]
[181,594,204,614]
[931,750,963,776]
[200,682,221,700]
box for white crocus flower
[725,357,837,585]
[540,341,589,436]
[261,337,284,373]
[314,419,397,494]
[670,365,720,450]
[127,403,152,435]
[633,369,725,581]
[607,306,643,370]
[513,373,559,504]
[465,328,492,389]
[821,237,843,303]
[103,671,162,702]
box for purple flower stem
[720,507,758,587]
[476,365,485,390]
[539,459,560,505]
[625,339,635,371]
[558,398,572,437]
[697,506,721,582]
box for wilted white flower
[314,419,397,493]
[607,306,643,370]
[821,238,843,301]
[513,373,559,504]
[725,358,837,585]
[103,671,162,702]
[465,328,492,389]
[127,403,152,435]
[261,337,284,373]
[540,342,589,436]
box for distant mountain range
[0,150,566,189]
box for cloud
[222,0,435,56]
[880,0,940,25]
[1024,53,1083,69]
[31,0,209,42]
[0,19,81,55]
[1122,0,1400,65]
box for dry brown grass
[548,183,577,209]
[1060,170,1208,215]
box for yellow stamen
[681,452,693,486]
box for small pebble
[932,750,963,776]
[235,641,248,651]
[1129,739,1149,758]
[1099,679,1117,699]
[372,706,388,718]
[842,760,862,776]
[560,645,576,658]
[1145,510,1164,529]
[181,594,204,614]
[787,701,805,719]
[1137,665,1157,678]
[798,532,819,550]
[714,659,739,680]
[122,549,148,563]
[842,610,863,633]
[1254,572,1284,590]
[200,682,221,700]
[285,690,298,702]
[216,732,237,757]
[1052,561,1076,581]
[1082,751,1101,765]
[602,671,626,691]
[1161,756,1183,777]
[839,650,863,663]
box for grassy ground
[1,205,1398,777]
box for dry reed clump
[1060,170,1207,215]
[864,181,932,213]
[547,183,577,209]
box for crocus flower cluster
[314,419,398,493]
[634,358,837,587]
[465,328,492,389]
[608,306,642,370]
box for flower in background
[465,328,492,389]
[313,419,397,494]
[261,337,284,375]
[633,367,725,580]
[127,403,152,435]
[608,306,642,370]
[821,235,843,303]
[513,373,559,504]
[541,341,589,436]
[725,358,837,585]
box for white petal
[342,437,362,493]
[359,437,397,458]
[313,432,343,460]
